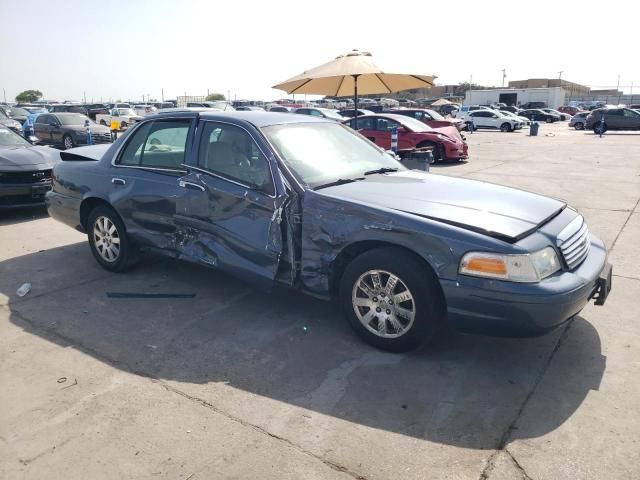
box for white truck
[95,108,144,130]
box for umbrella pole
[353,74,359,130]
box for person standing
[110,118,119,141]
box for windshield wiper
[314,177,365,190]
[363,167,399,176]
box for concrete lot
[1,122,639,480]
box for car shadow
[2,243,606,450]
[0,206,48,226]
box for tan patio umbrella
[430,98,452,106]
[272,49,436,127]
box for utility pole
[616,74,621,92]
[161,88,164,101]
[558,70,563,80]
[227,89,231,101]
[83,91,87,103]
[501,68,507,87]
[2,88,6,104]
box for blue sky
[1,0,638,102]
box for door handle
[179,180,205,192]
[112,178,126,185]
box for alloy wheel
[64,136,73,149]
[93,216,121,262]
[351,269,415,338]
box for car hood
[0,145,60,170]
[432,125,464,142]
[316,170,565,242]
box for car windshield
[58,114,91,125]
[117,108,136,116]
[393,116,433,132]
[0,127,29,146]
[320,109,344,120]
[262,122,406,188]
[25,107,47,113]
[9,107,29,116]
[425,109,444,120]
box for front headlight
[459,247,561,282]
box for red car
[384,108,465,131]
[558,106,583,116]
[343,114,468,162]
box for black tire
[339,247,445,352]
[574,122,584,130]
[594,123,607,134]
[417,141,442,162]
[87,205,138,272]
[62,134,74,150]
[99,120,107,126]
[120,121,128,130]
[500,122,512,132]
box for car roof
[152,110,331,127]
[51,112,85,116]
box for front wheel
[545,117,553,123]
[339,247,445,352]
[574,122,584,130]
[417,141,441,162]
[87,206,138,272]
[500,122,512,132]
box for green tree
[15,89,43,103]
[205,92,226,101]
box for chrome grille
[558,216,590,269]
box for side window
[118,120,190,169]
[197,122,273,193]
[35,114,49,124]
[375,118,400,131]
[352,117,374,130]
[309,110,323,117]
[608,109,623,116]
[623,109,639,117]
[412,112,423,120]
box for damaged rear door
[174,120,285,288]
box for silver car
[569,112,589,130]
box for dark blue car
[46,110,612,352]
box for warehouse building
[464,87,566,109]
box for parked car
[5,106,45,124]
[519,109,560,123]
[0,107,23,135]
[438,104,460,116]
[586,108,640,134]
[268,105,295,113]
[133,104,158,116]
[95,108,143,130]
[294,107,345,121]
[385,108,465,131]
[338,109,375,118]
[343,113,468,162]
[499,106,520,114]
[45,111,612,352]
[453,106,493,118]
[0,125,60,208]
[458,110,523,132]
[187,101,235,111]
[558,106,582,116]
[499,110,530,125]
[48,104,88,115]
[541,108,571,121]
[569,112,589,130]
[33,113,113,149]
[629,104,640,110]
[520,102,547,109]
[235,106,266,111]
[151,102,176,110]
[82,104,111,120]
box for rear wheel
[62,134,74,150]
[87,206,138,272]
[339,247,444,352]
[500,122,512,132]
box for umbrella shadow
[3,241,606,450]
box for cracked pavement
[1,123,639,479]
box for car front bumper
[0,181,52,208]
[443,142,469,160]
[441,234,611,337]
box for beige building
[508,79,590,97]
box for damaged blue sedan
[46,110,612,352]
